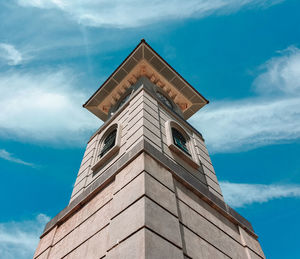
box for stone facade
[34,41,265,259]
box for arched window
[156,91,173,110]
[165,120,199,168]
[171,127,190,155]
[99,129,117,158]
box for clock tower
[34,40,265,259]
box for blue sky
[0,0,299,258]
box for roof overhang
[83,39,209,121]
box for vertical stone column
[105,153,184,259]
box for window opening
[171,127,190,155]
[99,129,117,158]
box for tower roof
[84,39,209,121]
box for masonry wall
[34,153,264,259]
[70,86,222,203]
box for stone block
[239,226,265,258]
[106,228,145,259]
[76,201,111,246]
[145,228,184,259]
[144,153,174,191]
[53,209,81,244]
[35,248,50,259]
[145,197,182,248]
[84,226,108,259]
[178,201,245,258]
[199,156,215,173]
[175,180,241,243]
[34,226,56,258]
[144,173,178,216]
[114,153,145,193]
[208,186,224,201]
[203,166,218,183]
[246,248,265,259]
[111,172,145,217]
[81,147,95,167]
[143,96,158,112]
[80,181,114,222]
[126,127,144,149]
[182,225,228,259]
[48,227,79,258]
[107,197,145,250]
[206,176,223,195]
[71,177,86,198]
[143,117,160,137]
[144,126,161,149]
[64,241,88,259]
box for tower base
[34,152,264,259]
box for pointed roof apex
[84,41,209,121]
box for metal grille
[99,129,117,157]
[171,128,190,155]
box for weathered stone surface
[182,226,229,259]
[145,228,184,259]
[111,172,145,217]
[239,226,265,258]
[34,226,56,258]
[106,228,145,259]
[35,248,51,259]
[145,197,182,248]
[178,200,246,259]
[113,153,145,193]
[84,226,108,259]
[144,153,174,191]
[107,197,145,250]
[175,180,241,243]
[145,173,178,216]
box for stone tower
[34,40,265,259]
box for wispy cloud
[0,69,99,146]
[190,46,300,153]
[16,0,283,28]
[220,181,300,207]
[253,46,300,95]
[0,43,22,66]
[0,149,34,167]
[0,214,50,259]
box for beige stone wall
[35,153,264,259]
[70,87,222,203]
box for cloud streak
[0,68,99,146]
[16,0,283,28]
[220,181,300,207]
[253,46,300,95]
[0,43,22,66]
[0,149,34,167]
[0,214,50,259]
[191,46,300,153]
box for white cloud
[253,46,300,95]
[0,149,34,167]
[0,214,50,259]
[220,181,300,207]
[190,46,300,153]
[16,0,283,28]
[0,69,99,146]
[0,43,22,66]
[190,97,300,152]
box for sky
[0,0,299,258]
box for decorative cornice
[99,60,193,115]
[84,40,209,121]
